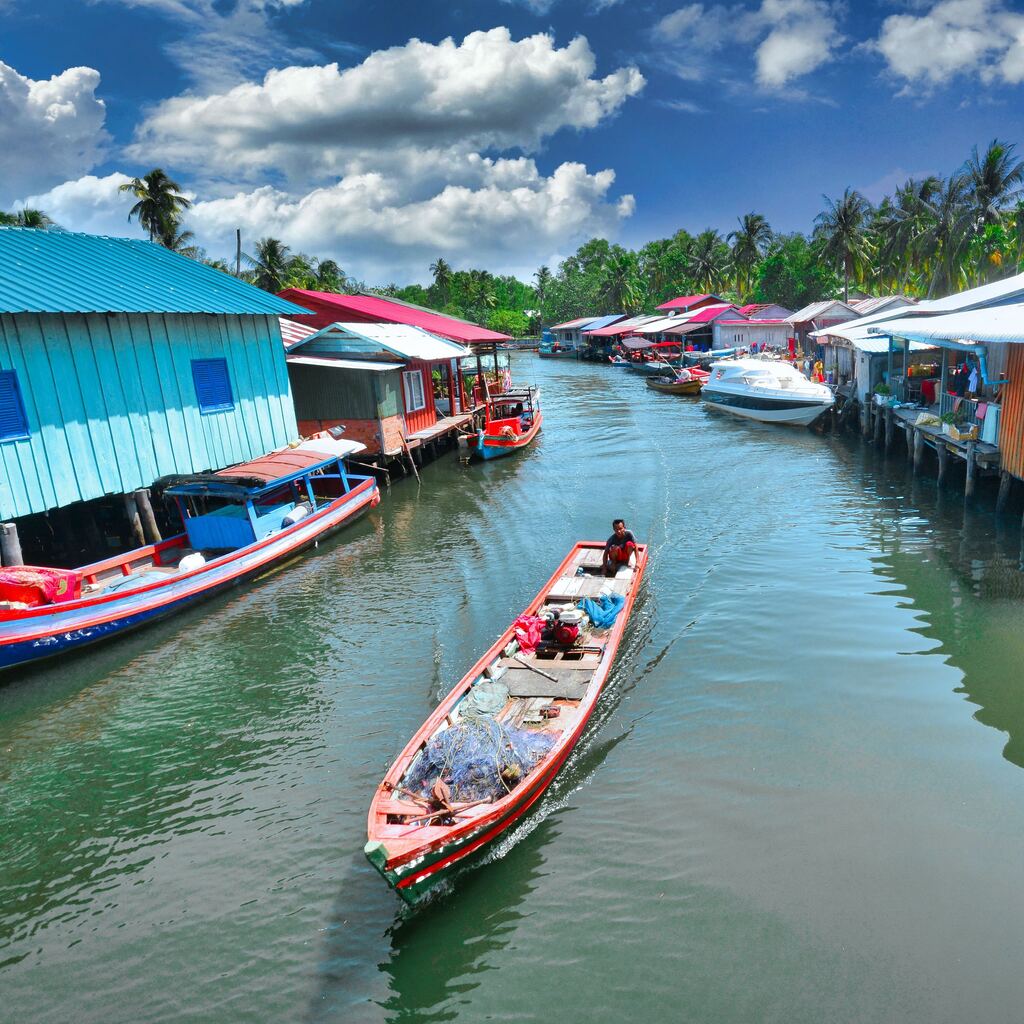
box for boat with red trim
[365,539,647,904]
[0,437,379,673]
[466,387,542,460]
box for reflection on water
[5,356,1024,1024]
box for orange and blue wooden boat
[0,437,379,673]
[365,540,648,904]
[468,387,543,460]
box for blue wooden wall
[0,312,298,519]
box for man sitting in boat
[603,519,637,577]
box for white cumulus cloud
[874,0,1024,87]
[130,28,645,188]
[0,61,109,206]
[22,162,635,283]
[649,0,842,91]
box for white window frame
[403,369,426,413]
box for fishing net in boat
[404,714,557,804]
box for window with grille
[0,370,29,442]
[192,358,234,414]
[402,369,426,413]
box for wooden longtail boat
[0,438,379,673]
[465,387,543,460]
[646,374,704,395]
[365,540,648,904]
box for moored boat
[646,374,703,395]
[0,438,379,672]
[629,358,677,376]
[701,357,834,425]
[609,355,630,367]
[365,539,648,904]
[538,342,577,359]
[463,387,543,460]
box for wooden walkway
[405,414,473,448]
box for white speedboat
[701,358,833,426]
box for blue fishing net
[404,716,557,804]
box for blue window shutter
[0,370,30,442]
[192,358,234,414]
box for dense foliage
[7,139,1024,332]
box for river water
[2,354,1024,1023]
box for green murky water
[2,354,1023,1023]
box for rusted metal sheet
[1000,345,1024,480]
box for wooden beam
[936,438,948,485]
[913,427,925,474]
[997,470,1013,513]
[133,488,162,544]
[885,406,894,450]
[964,441,977,499]
[874,401,884,444]
[0,522,24,566]
[123,492,146,548]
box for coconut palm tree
[964,139,1024,230]
[244,237,295,293]
[814,188,874,302]
[119,169,193,246]
[917,173,973,297]
[599,249,642,312]
[14,208,54,229]
[430,257,453,300]
[164,226,200,259]
[533,265,552,305]
[315,258,345,292]
[728,213,772,299]
[686,229,731,294]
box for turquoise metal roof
[0,228,310,316]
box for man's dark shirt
[605,530,636,553]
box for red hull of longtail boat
[365,540,647,903]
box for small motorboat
[538,343,577,359]
[366,540,648,904]
[701,357,834,425]
[646,373,703,395]
[463,387,542,460]
[609,355,630,367]
[0,437,379,672]
[629,358,677,376]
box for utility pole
[235,228,242,276]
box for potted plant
[874,383,891,406]
[940,410,956,436]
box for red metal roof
[738,303,766,316]
[587,321,643,338]
[718,318,788,326]
[279,317,317,349]
[655,293,722,311]
[216,448,338,484]
[277,290,511,343]
[684,303,736,323]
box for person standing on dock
[603,519,638,576]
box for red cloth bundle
[0,566,82,607]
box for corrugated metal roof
[580,314,626,333]
[821,322,936,352]
[717,318,788,326]
[918,272,1024,312]
[869,305,1024,345]
[586,315,661,338]
[278,289,511,342]
[280,317,317,349]
[286,354,400,372]
[849,296,916,315]
[662,321,705,336]
[636,315,690,334]
[292,321,471,361]
[684,303,736,323]
[550,316,599,331]
[0,227,308,315]
[655,293,721,311]
[788,299,860,323]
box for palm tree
[14,208,53,229]
[728,213,772,299]
[430,257,453,299]
[533,265,552,305]
[164,226,199,259]
[244,237,295,293]
[468,269,496,311]
[918,174,974,297]
[315,258,345,292]
[119,169,192,246]
[599,249,641,312]
[964,139,1024,230]
[686,229,731,293]
[814,188,873,301]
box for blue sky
[2,0,1024,283]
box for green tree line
[5,139,1023,333]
